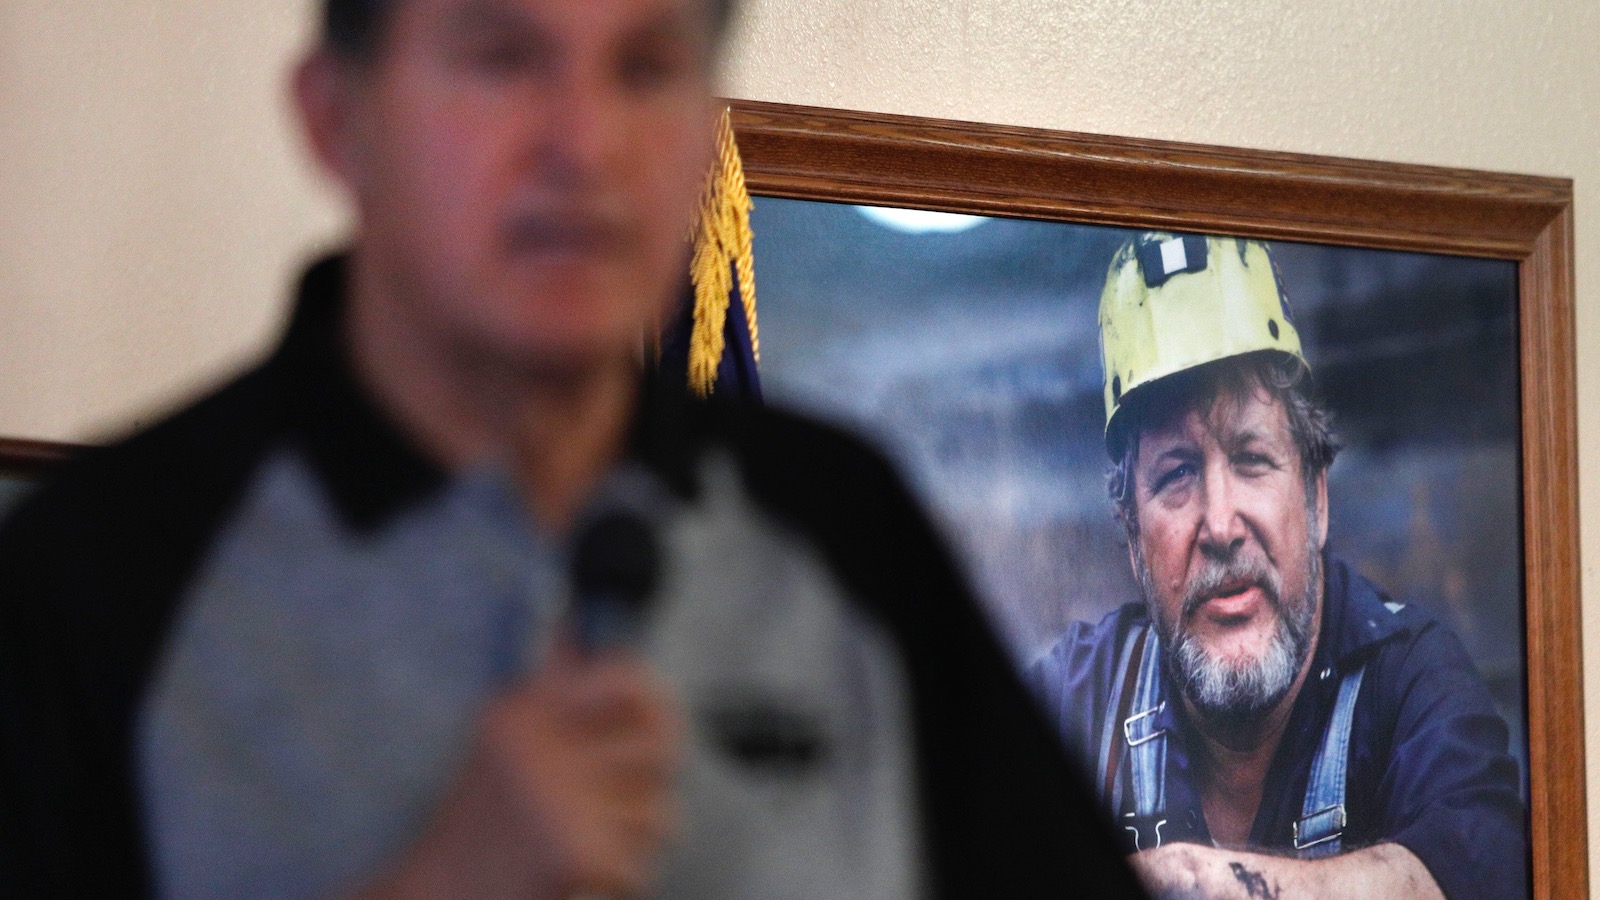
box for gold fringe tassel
[687,107,758,399]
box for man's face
[330,0,720,374]
[1128,379,1328,726]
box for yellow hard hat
[1099,233,1307,447]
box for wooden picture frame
[728,98,1582,897]
[0,437,74,480]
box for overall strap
[1126,627,1167,818]
[1097,623,1147,816]
[1110,623,1168,850]
[1294,663,1367,857]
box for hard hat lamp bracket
[1137,235,1209,288]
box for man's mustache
[1179,551,1283,620]
[502,209,634,255]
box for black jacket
[0,257,1142,897]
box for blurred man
[0,1,1142,897]
[1029,233,1526,899]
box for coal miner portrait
[1028,233,1528,899]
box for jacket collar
[1315,553,1412,669]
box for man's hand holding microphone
[360,512,680,900]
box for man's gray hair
[1106,351,1339,542]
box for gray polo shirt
[139,446,919,899]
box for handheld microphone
[570,510,661,652]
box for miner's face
[1129,377,1328,723]
[312,0,721,374]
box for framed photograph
[729,100,1580,897]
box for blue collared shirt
[1027,555,1528,900]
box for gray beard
[1136,535,1320,732]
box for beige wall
[2,0,1597,887]
[0,2,344,438]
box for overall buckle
[1123,702,1167,747]
[1293,804,1347,851]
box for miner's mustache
[1179,552,1283,619]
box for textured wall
[2,0,1598,887]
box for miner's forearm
[1130,840,1444,900]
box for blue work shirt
[1026,555,1528,900]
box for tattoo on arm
[1229,862,1280,900]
